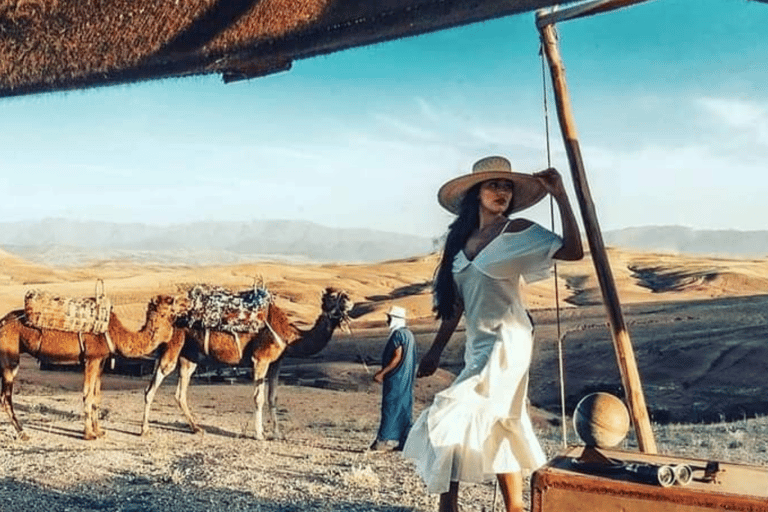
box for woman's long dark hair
[433,183,482,320]
[433,179,517,320]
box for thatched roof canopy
[0,0,577,98]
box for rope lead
[540,39,568,448]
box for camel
[141,287,352,440]
[0,294,188,440]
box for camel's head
[321,288,353,327]
[145,294,190,343]
[170,294,192,317]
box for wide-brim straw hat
[438,156,548,215]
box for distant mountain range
[0,220,765,267]
[0,219,436,266]
[602,225,768,258]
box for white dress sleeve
[519,224,563,284]
[452,223,563,283]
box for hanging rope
[540,34,569,449]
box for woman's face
[478,179,514,216]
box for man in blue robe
[370,305,417,451]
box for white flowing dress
[402,222,562,494]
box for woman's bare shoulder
[503,218,535,233]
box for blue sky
[1,0,767,239]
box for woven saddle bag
[24,280,112,334]
[180,284,272,333]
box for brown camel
[141,288,352,440]
[0,294,187,440]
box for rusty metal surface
[532,446,768,512]
[0,0,576,98]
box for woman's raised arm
[534,168,583,261]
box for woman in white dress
[402,156,583,512]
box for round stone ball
[573,392,631,448]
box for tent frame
[536,0,657,452]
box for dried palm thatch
[0,0,579,98]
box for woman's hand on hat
[534,167,566,197]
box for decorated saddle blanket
[24,289,112,334]
[179,284,272,333]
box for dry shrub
[343,464,380,489]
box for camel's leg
[266,357,284,439]
[92,357,107,437]
[2,319,29,440]
[1,364,27,440]
[174,357,202,434]
[251,359,271,441]
[141,334,182,436]
[141,362,171,436]
[82,357,107,440]
[82,358,96,440]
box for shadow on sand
[0,476,418,512]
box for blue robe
[377,327,417,446]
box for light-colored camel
[0,294,187,440]
[141,288,352,439]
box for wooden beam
[535,0,656,28]
[537,21,657,453]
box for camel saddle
[179,284,272,334]
[24,287,112,334]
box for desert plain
[1,245,768,511]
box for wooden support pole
[535,0,656,28]
[537,21,657,453]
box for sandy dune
[3,245,768,424]
[5,246,768,325]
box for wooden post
[537,21,657,453]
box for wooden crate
[531,446,768,512]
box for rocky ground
[3,335,768,512]
[0,355,561,512]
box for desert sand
[2,247,768,511]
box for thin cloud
[577,137,767,231]
[371,112,441,142]
[696,96,768,146]
[465,125,547,153]
[368,98,550,165]
[415,97,443,124]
